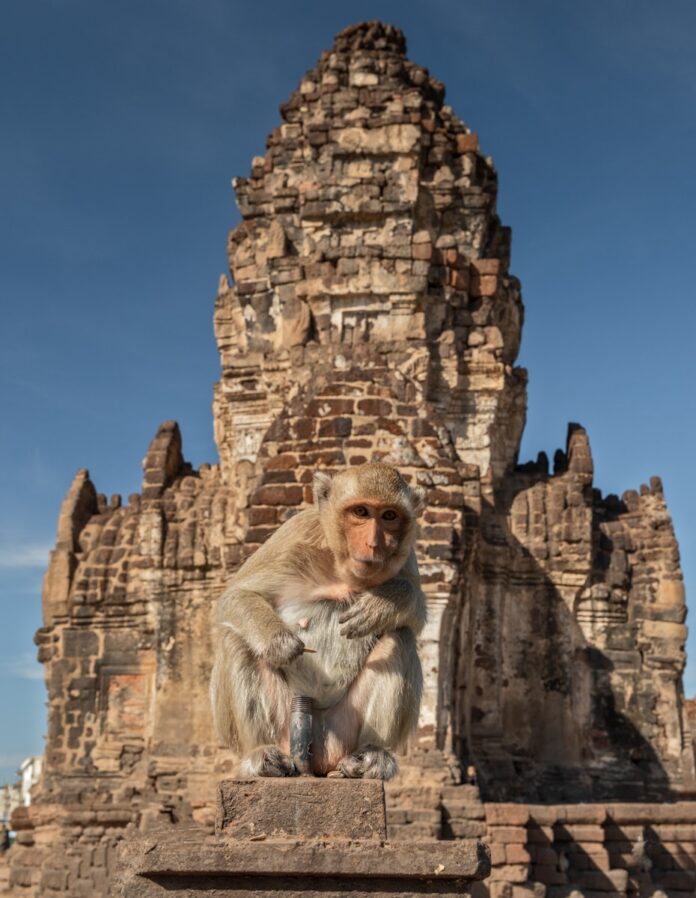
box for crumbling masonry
[3,21,695,898]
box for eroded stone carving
[2,20,693,898]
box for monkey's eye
[352,505,369,518]
[381,509,399,521]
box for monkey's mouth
[353,554,384,564]
[350,557,385,576]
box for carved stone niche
[116,779,490,898]
[92,662,154,774]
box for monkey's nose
[367,526,383,550]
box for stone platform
[117,779,490,897]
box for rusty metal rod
[290,694,313,775]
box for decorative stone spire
[213,19,525,490]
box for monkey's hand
[260,629,305,667]
[339,595,393,639]
[339,577,425,639]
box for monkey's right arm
[217,512,323,666]
[217,582,305,667]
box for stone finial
[141,420,185,500]
[55,468,98,553]
[43,468,98,622]
[333,21,407,55]
[566,422,593,479]
[650,475,664,494]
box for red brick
[471,258,501,275]
[244,527,275,543]
[456,133,479,153]
[486,805,531,826]
[470,272,498,297]
[560,824,605,842]
[318,417,352,438]
[306,398,355,416]
[374,416,403,435]
[263,470,298,484]
[489,826,528,843]
[428,488,464,507]
[559,805,607,825]
[506,845,532,864]
[291,417,316,439]
[489,864,530,883]
[357,398,393,416]
[247,506,278,525]
[490,844,507,865]
[264,453,299,470]
[448,819,487,838]
[253,484,303,506]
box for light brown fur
[210,463,426,778]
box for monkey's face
[341,500,405,580]
[313,463,425,586]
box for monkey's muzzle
[290,694,313,775]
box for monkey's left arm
[338,551,426,639]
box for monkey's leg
[315,627,422,779]
[211,630,296,776]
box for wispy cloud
[0,653,44,682]
[0,545,50,570]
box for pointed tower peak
[332,21,407,55]
[215,23,524,484]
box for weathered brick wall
[2,20,693,898]
[456,425,694,800]
[481,801,696,898]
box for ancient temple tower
[4,21,693,898]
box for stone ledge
[120,836,490,879]
[118,836,490,898]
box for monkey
[210,462,426,780]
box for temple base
[117,779,490,898]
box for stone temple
[3,20,695,898]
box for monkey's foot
[337,746,398,780]
[240,745,298,777]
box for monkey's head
[312,463,426,586]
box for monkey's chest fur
[278,599,376,709]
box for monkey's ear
[410,485,427,517]
[312,470,333,507]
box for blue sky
[1,0,695,784]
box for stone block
[215,779,387,841]
[486,804,532,826]
[448,820,488,838]
[456,133,479,153]
[489,864,531,883]
[489,826,529,843]
[507,845,532,864]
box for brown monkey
[210,463,426,779]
